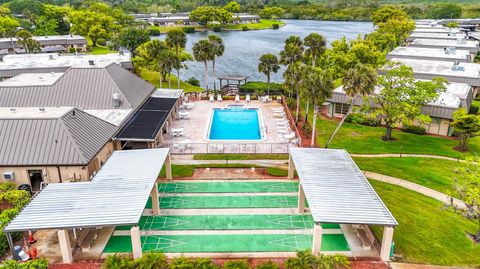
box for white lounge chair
[276,122,290,127]
[246,94,250,102]
[273,111,286,117]
[277,128,292,134]
[281,132,296,140]
[275,116,288,122]
[209,95,214,102]
[235,95,240,102]
[217,94,223,102]
[184,103,194,110]
[272,107,284,112]
[178,111,190,120]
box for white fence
[163,143,291,154]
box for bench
[356,228,372,250]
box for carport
[287,147,398,261]
[3,148,172,263]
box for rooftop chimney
[88,60,95,66]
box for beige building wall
[0,142,114,188]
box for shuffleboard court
[145,195,298,209]
[116,215,341,231]
[103,233,350,253]
[158,181,299,193]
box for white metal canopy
[289,147,398,226]
[4,148,170,232]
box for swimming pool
[208,106,263,140]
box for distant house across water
[0,35,87,55]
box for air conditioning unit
[3,172,14,181]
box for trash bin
[17,184,32,196]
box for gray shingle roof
[0,107,117,166]
[0,63,155,110]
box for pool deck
[165,100,288,144]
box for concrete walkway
[351,153,463,162]
[364,171,466,209]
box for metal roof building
[387,46,472,62]
[0,35,87,50]
[4,148,172,263]
[0,53,133,78]
[412,28,461,34]
[409,38,480,54]
[287,148,397,261]
[391,58,480,87]
[407,32,466,41]
[329,82,473,120]
[0,63,155,125]
[116,89,183,149]
[0,107,117,166]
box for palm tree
[301,66,334,147]
[134,252,168,269]
[134,39,169,88]
[165,28,187,89]
[284,250,319,269]
[283,62,303,123]
[280,35,304,66]
[207,35,224,81]
[325,64,377,148]
[162,49,178,88]
[258,53,280,95]
[193,39,214,93]
[303,33,327,123]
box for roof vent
[112,93,121,108]
[39,107,46,113]
[88,60,95,66]
[48,54,54,60]
[72,110,76,117]
[0,55,4,62]
[9,108,16,113]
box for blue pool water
[209,108,262,140]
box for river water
[153,19,373,88]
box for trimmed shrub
[242,26,249,31]
[1,258,48,268]
[256,261,279,269]
[96,38,107,46]
[213,26,222,32]
[401,124,426,135]
[302,122,312,135]
[286,97,296,110]
[272,23,280,29]
[223,260,251,269]
[68,47,76,53]
[183,27,195,33]
[149,27,160,36]
[345,113,380,126]
[186,77,200,87]
[239,81,283,94]
[469,103,479,115]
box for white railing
[162,143,292,154]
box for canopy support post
[298,184,305,213]
[58,229,73,263]
[312,223,322,255]
[6,232,17,260]
[380,226,394,261]
[288,154,295,179]
[131,226,142,259]
[151,183,160,215]
[165,154,172,180]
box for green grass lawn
[193,154,289,160]
[370,180,480,266]
[139,69,203,93]
[221,19,285,30]
[303,110,480,158]
[88,45,112,55]
[354,157,459,195]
